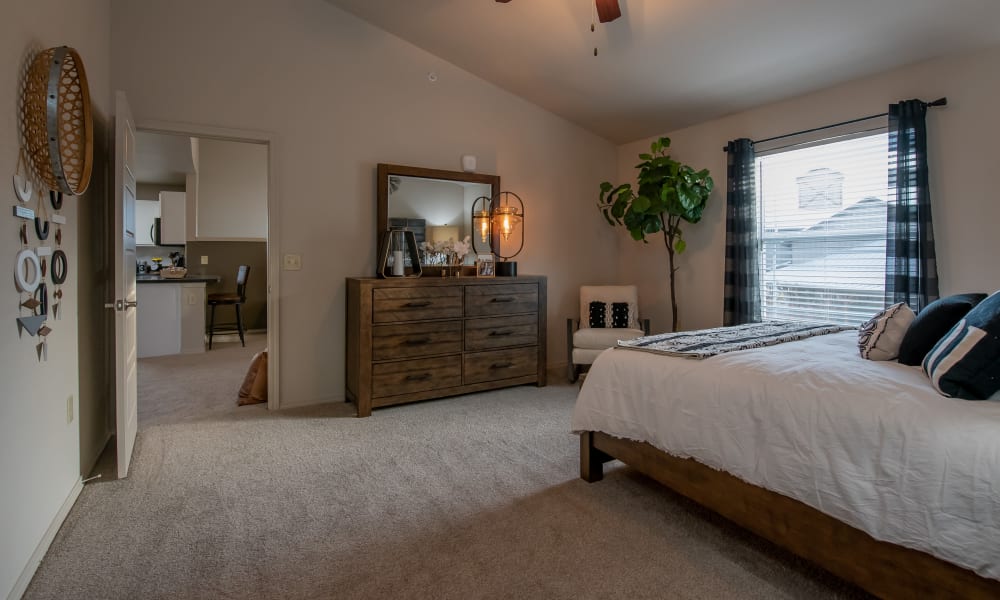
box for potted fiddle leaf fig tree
[599,137,713,331]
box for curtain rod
[722,97,947,152]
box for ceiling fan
[495,0,622,24]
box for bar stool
[208,265,250,350]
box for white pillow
[858,302,916,361]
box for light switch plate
[200,255,209,265]
[283,254,302,270]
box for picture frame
[475,254,495,278]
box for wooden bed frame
[580,431,1000,599]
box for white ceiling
[135,131,196,185]
[327,0,1000,143]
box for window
[757,132,890,326]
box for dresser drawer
[372,356,462,398]
[464,283,538,317]
[373,287,463,323]
[464,347,538,384]
[465,314,537,351]
[373,321,463,360]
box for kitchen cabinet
[159,191,186,245]
[135,199,159,246]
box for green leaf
[638,153,653,161]
[674,238,687,254]
[599,181,613,193]
[601,208,616,226]
[611,199,627,220]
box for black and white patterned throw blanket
[617,321,854,359]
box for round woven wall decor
[20,46,93,196]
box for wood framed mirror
[376,164,500,274]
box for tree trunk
[661,215,679,331]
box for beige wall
[186,241,268,331]
[111,0,619,405]
[194,138,268,240]
[0,1,111,597]
[616,44,1000,333]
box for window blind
[757,132,890,326]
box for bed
[572,330,1000,598]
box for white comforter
[571,331,1000,580]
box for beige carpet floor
[25,348,869,599]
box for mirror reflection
[387,175,493,266]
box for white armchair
[567,285,650,383]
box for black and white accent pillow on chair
[858,302,916,361]
[588,301,632,328]
[581,285,640,330]
[588,301,607,328]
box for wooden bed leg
[580,432,610,482]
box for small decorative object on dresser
[475,255,495,278]
[376,228,422,278]
[346,276,547,417]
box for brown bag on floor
[237,351,267,406]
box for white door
[111,91,139,478]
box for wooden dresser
[346,276,547,417]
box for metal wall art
[10,46,88,361]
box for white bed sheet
[571,331,1000,580]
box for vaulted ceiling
[327,0,1000,143]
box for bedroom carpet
[26,374,869,598]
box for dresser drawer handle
[490,362,514,370]
[488,330,513,337]
[403,338,431,346]
[490,297,516,303]
[405,373,433,382]
[403,301,432,308]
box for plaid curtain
[886,100,939,312]
[723,138,760,326]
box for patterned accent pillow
[610,302,630,328]
[588,301,606,328]
[923,291,1000,399]
[858,302,916,361]
[588,301,632,329]
[897,293,988,366]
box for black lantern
[376,228,422,278]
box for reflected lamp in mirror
[429,225,459,244]
[491,191,524,277]
[471,195,493,254]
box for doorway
[131,124,279,426]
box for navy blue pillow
[897,293,988,365]
[923,291,1000,400]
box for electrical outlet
[283,253,302,270]
[66,395,74,424]
[200,255,209,265]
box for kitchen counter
[137,274,221,284]
[137,277,216,357]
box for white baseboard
[7,478,83,600]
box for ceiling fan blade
[495,0,512,3]
[595,0,622,23]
